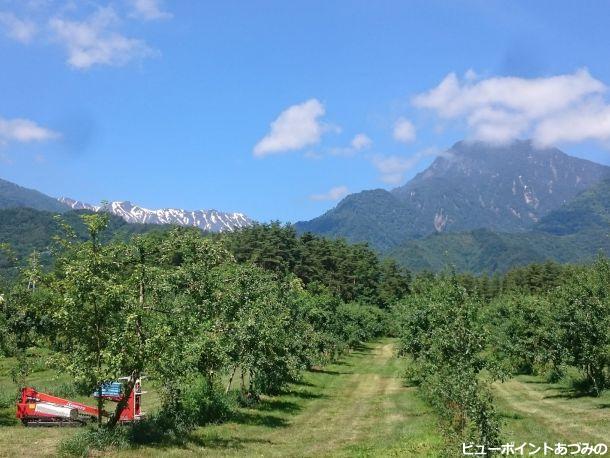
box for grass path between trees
[113,338,442,457]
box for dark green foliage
[181,376,234,425]
[484,257,610,394]
[486,294,557,375]
[395,275,502,453]
[389,179,610,274]
[550,257,610,395]
[224,222,410,308]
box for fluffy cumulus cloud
[351,133,372,150]
[128,0,172,21]
[0,12,37,43]
[309,185,349,201]
[328,133,372,157]
[0,117,59,144]
[393,117,416,143]
[412,69,610,146]
[371,148,439,185]
[254,99,329,157]
[534,101,610,145]
[50,6,154,69]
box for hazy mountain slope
[294,190,416,251]
[388,179,610,273]
[0,178,69,213]
[535,178,610,235]
[296,140,610,250]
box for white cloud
[0,12,37,43]
[49,6,154,69]
[412,69,610,146]
[464,68,478,81]
[0,117,59,144]
[329,133,372,157]
[309,185,349,201]
[534,100,610,146]
[303,150,323,160]
[128,0,172,21]
[254,99,329,157]
[371,155,419,185]
[351,133,372,150]
[393,117,416,143]
[371,148,439,185]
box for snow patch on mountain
[58,197,252,232]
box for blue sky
[2,0,610,222]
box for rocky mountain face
[388,178,610,273]
[296,140,610,250]
[392,140,609,233]
[58,197,252,233]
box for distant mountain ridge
[296,140,610,250]
[0,178,69,213]
[58,197,252,233]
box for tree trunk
[225,366,237,394]
[107,371,138,429]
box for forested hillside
[389,179,610,273]
[0,178,69,213]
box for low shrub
[182,376,234,425]
[58,427,128,457]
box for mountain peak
[297,141,610,250]
[59,197,253,233]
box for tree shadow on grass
[543,390,595,400]
[349,342,375,355]
[256,399,301,415]
[597,403,610,409]
[138,433,274,453]
[231,410,289,428]
[308,368,351,376]
[187,434,274,450]
[349,350,370,356]
[291,379,315,387]
[282,389,325,400]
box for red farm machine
[16,377,146,426]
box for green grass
[494,375,610,445]
[0,340,442,457]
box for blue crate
[92,382,123,398]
